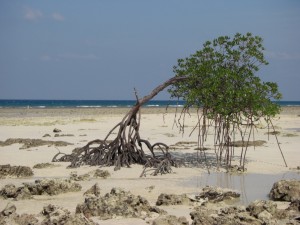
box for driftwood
[53,76,187,174]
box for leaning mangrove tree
[53,32,283,173]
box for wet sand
[0,106,299,224]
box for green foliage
[169,32,282,122]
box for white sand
[0,107,299,224]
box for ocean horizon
[0,99,299,109]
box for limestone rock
[247,200,278,218]
[0,203,38,225]
[76,188,165,220]
[269,180,300,201]
[70,171,91,181]
[40,204,95,225]
[190,206,261,225]
[93,169,110,179]
[0,184,32,200]
[196,186,240,203]
[23,178,82,196]
[0,178,81,200]
[84,183,101,197]
[1,203,16,216]
[0,164,33,179]
[152,215,189,225]
[156,193,194,206]
[33,163,58,169]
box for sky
[0,1,299,100]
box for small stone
[1,203,16,216]
[269,180,300,201]
[53,128,62,133]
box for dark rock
[0,164,34,179]
[289,200,300,212]
[196,186,240,203]
[152,215,189,225]
[156,193,194,206]
[0,184,18,198]
[53,128,62,133]
[42,134,51,137]
[269,180,300,201]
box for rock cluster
[33,162,59,169]
[269,179,300,201]
[0,203,97,225]
[152,215,189,225]
[0,138,72,149]
[156,193,195,206]
[0,178,81,200]
[191,199,300,225]
[70,169,110,181]
[196,186,240,203]
[0,164,34,178]
[76,187,165,220]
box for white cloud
[24,7,43,21]
[52,13,64,21]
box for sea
[0,99,299,108]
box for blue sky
[0,1,299,100]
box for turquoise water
[0,100,299,108]
[0,99,185,108]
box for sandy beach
[0,107,299,224]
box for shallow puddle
[185,171,300,205]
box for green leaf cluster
[169,33,282,122]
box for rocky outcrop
[40,204,97,225]
[152,215,189,225]
[84,183,101,197]
[33,163,59,169]
[76,187,166,220]
[93,169,110,179]
[0,138,72,149]
[195,186,240,203]
[190,199,300,225]
[0,164,33,178]
[0,178,81,200]
[0,203,97,225]
[269,180,300,201]
[190,205,262,225]
[156,193,195,206]
[0,203,38,225]
[0,184,32,200]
